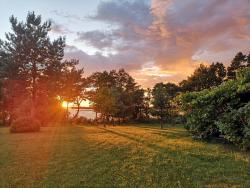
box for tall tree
[0,37,28,125]
[92,86,120,126]
[143,88,152,120]
[0,12,70,124]
[164,83,180,119]
[131,88,145,120]
[227,52,247,79]
[88,69,143,124]
[6,13,49,111]
[151,83,170,129]
[60,59,85,120]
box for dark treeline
[0,12,250,150]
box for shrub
[177,67,250,149]
[177,80,240,138]
[71,116,94,125]
[10,117,40,133]
[216,102,250,150]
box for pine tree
[2,12,66,120]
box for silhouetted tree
[151,83,170,129]
[180,63,226,92]
[247,53,250,67]
[143,88,152,120]
[0,12,86,127]
[60,59,85,120]
[164,83,180,119]
[227,52,247,79]
[92,86,120,126]
[88,69,144,124]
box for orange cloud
[65,0,250,88]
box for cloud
[64,45,148,76]
[69,0,250,87]
[51,19,72,34]
[51,10,86,22]
[77,30,117,49]
[89,0,152,28]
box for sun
[61,100,91,109]
[61,101,68,109]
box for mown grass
[0,124,250,188]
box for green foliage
[88,69,144,122]
[151,82,180,128]
[180,62,226,92]
[93,86,120,118]
[151,83,180,128]
[178,67,250,148]
[151,83,171,123]
[227,52,248,79]
[236,66,250,91]
[0,12,85,126]
[247,53,250,67]
[216,102,250,150]
[10,117,40,133]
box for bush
[178,79,239,138]
[10,117,40,133]
[71,116,94,125]
[177,67,250,149]
[216,102,250,150]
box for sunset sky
[0,0,249,87]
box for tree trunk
[160,108,163,129]
[1,111,7,126]
[102,114,106,127]
[8,113,13,126]
[73,103,80,119]
[112,116,115,126]
[66,101,69,122]
[31,62,37,118]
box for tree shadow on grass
[98,127,205,157]
[99,127,250,162]
[126,125,250,156]
[43,126,250,187]
[98,127,250,187]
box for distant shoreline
[68,109,96,119]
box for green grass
[0,124,250,188]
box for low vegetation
[10,117,40,133]
[178,68,250,149]
[0,124,250,187]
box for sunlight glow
[62,99,91,109]
[62,101,69,109]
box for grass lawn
[0,124,250,188]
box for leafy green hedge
[178,68,250,149]
[216,102,250,150]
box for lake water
[69,109,96,119]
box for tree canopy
[179,63,226,92]
[0,12,84,129]
[88,69,144,124]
